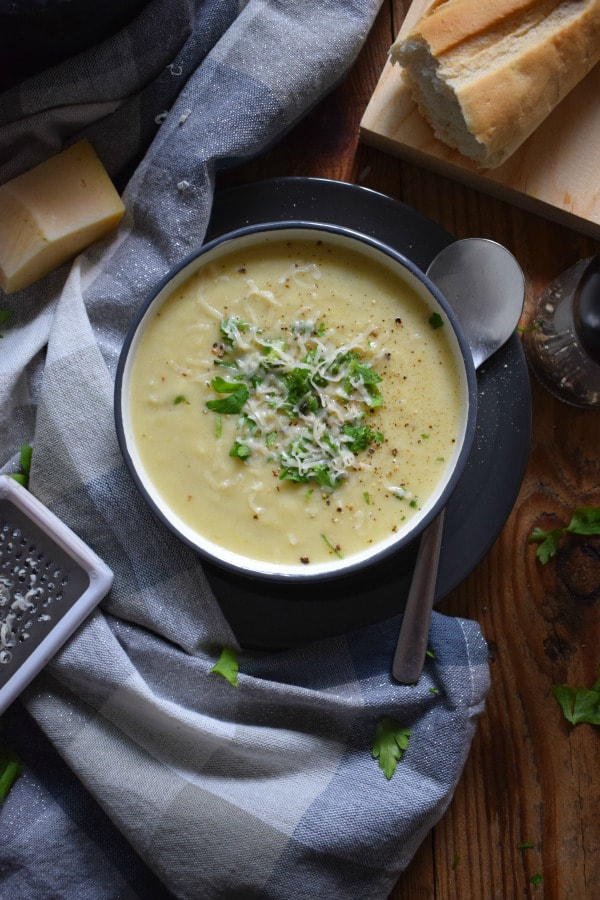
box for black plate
[203,177,532,649]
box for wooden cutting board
[360,0,600,240]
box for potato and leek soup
[127,233,466,571]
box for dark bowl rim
[114,220,478,583]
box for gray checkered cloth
[0,1,490,897]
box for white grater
[0,474,113,715]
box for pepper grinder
[524,256,600,409]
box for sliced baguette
[391,0,600,168]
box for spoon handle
[392,509,445,684]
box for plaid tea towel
[0,1,490,897]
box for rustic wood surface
[217,2,600,896]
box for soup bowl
[115,222,477,582]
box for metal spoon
[392,238,525,684]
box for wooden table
[217,2,600,896]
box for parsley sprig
[206,377,249,415]
[9,444,33,489]
[0,746,21,805]
[210,647,239,687]
[0,309,13,338]
[551,669,600,726]
[371,717,410,779]
[529,507,600,564]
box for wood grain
[360,0,600,241]
[217,1,600,896]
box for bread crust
[392,0,600,167]
[412,0,547,54]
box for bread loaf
[391,0,600,168]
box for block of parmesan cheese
[0,140,125,294]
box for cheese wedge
[0,140,125,294]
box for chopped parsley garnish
[529,874,542,888]
[321,533,343,558]
[206,377,249,415]
[428,312,444,329]
[517,841,535,850]
[371,718,410,779]
[220,317,251,346]
[342,423,383,453]
[529,507,600,564]
[205,316,386,490]
[229,441,251,460]
[210,647,239,687]
[174,395,189,405]
[551,669,600,726]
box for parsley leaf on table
[566,507,600,534]
[529,507,600,563]
[529,526,564,564]
[210,647,239,687]
[0,747,21,805]
[0,309,13,337]
[9,443,33,489]
[371,717,410,779]
[19,443,32,474]
[551,670,600,726]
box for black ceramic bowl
[115,221,478,582]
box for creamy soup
[127,235,465,569]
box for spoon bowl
[425,238,526,368]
